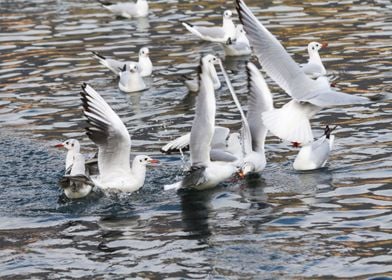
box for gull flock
[55,0,370,199]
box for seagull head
[139,47,149,57]
[223,10,233,19]
[129,62,139,73]
[238,162,255,178]
[202,54,220,85]
[308,41,327,53]
[55,139,80,152]
[135,155,159,166]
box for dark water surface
[1,0,391,278]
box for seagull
[182,10,236,43]
[92,47,152,77]
[182,54,221,93]
[164,56,237,191]
[218,60,273,176]
[301,42,328,78]
[80,83,158,192]
[223,24,252,57]
[98,0,148,18]
[118,62,147,93]
[55,139,81,173]
[293,125,336,170]
[59,153,94,199]
[236,0,369,145]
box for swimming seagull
[301,41,328,78]
[236,0,369,145]
[98,0,148,18]
[118,62,147,93]
[182,10,236,43]
[164,56,237,191]
[92,47,152,77]
[80,83,158,192]
[223,24,252,57]
[293,125,336,170]
[55,139,81,173]
[59,153,94,199]
[182,54,221,93]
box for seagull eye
[145,157,148,161]
[312,47,315,50]
[66,141,69,145]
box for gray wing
[210,149,238,162]
[194,26,226,39]
[80,84,131,177]
[246,62,274,153]
[236,0,315,100]
[304,89,370,107]
[211,126,230,150]
[190,60,216,167]
[59,174,94,189]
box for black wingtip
[182,21,193,28]
[97,0,113,6]
[245,61,252,91]
[92,51,106,60]
[235,0,245,25]
[197,56,203,89]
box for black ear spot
[312,47,315,50]
[71,143,74,147]
[139,159,142,163]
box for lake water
[0,0,391,278]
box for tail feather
[182,22,203,38]
[262,103,314,144]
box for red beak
[148,159,159,164]
[330,82,337,88]
[291,142,301,148]
[321,42,328,48]
[54,143,64,148]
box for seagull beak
[237,171,245,179]
[54,143,64,148]
[330,82,337,88]
[321,42,328,48]
[291,142,301,148]
[148,159,159,164]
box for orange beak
[148,159,159,164]
[54,143,64,148]
[321,42,328,48]
[238,171,245,179]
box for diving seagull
[98,0,148,18]
[293,125,336,170]
[92,47,152,77]
[118,62,147,93]
[80,83,158,192]
[218,60,273,176]
[164,56,237,191]
[236,0,369,145]
[182,10,236,43]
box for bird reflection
[179,188,216,243]
[136,17,150,32]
